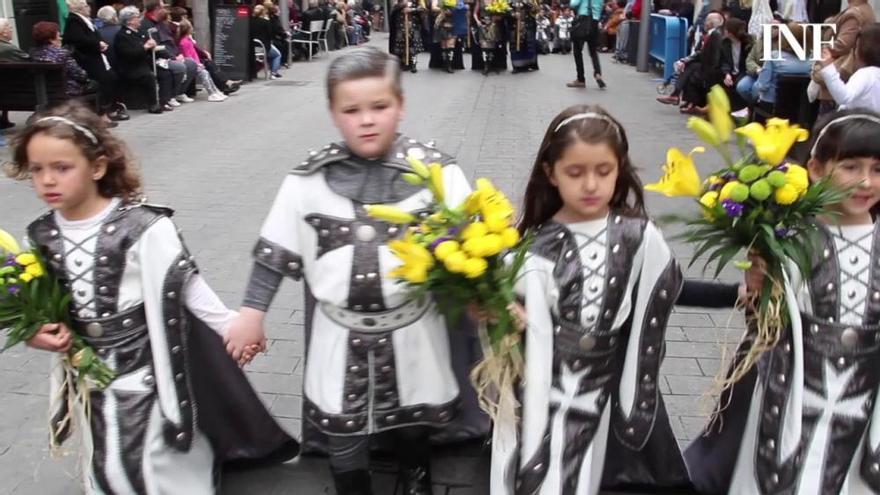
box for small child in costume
[224,46,473,495]
[490,105,689,494]
[9,101,297,494]
[686,110,880,494]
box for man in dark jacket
[62,0,128,120]
[115,6,165,113]
[140,0,196,104]
[0,18,28,129]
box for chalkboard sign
[212,5,251,81]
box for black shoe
[400,464,432,495]
[410,64,417,73]
[331,468,373,495]
[108,110,130,121]
[224,82,241,95]
[148,105,163,114]
[595,74,607,89]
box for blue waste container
[649,14,688,80]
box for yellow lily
[429,162,445,202]
[406,156,431,179]
[389,239,434,283]
[0,229,21,255]
[735,118,809,166]
[688,117,723,147]
[707,85,733,142]
[645,147,705,197]
[364,205,417,224]
[25,263,44,278]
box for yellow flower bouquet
[484,0,511,15]
[646,86,846,385]
[442,0,457,9]
[0,228,115,390]
[366,158,530,422]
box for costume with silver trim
[490,213,689,494]
[686,221,880,494]
[28,199,297,495]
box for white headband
[810,114,880,158]
[554,112,621,136]
[34,116,99,145]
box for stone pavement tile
[666,375,717,396]
[667,313,715,328]
[665,341,731,359]
[269,394,303,419]
[680,415,712,441]
[248,371,302,395]
[660,357,704,377]
[697,358,724,377]
[664,326,687,341]
[681,326,744,344]
[246,355,301,375]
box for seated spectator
[96,6,121,66]
[114,6,165,113]
[251,4,283,78]
[656,11,724,113]
[0,18,28,62]
[141,0,197,106]
[63,0,128,121]
[30,21,97,100]
[819,23,880,113]
[753,22,812,107]
[719,17,752,110]
[333,2,351,46]
[168,6,240,94]
[735,18,776,110]
[602,0,625,52]
[293,0,326,58]
[267,2,291,67]
[0,17,29,130]
[176,20,226,101]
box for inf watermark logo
[761,23,837,61]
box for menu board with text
[213,5,251,81]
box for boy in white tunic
[225,46,472,495]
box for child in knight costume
[389,0,426,72]
[490,105,689,494]
[224,46,473,495]
[686,111,880,494]
[471,0,508,74]
[8,101,298,494]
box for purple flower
[429,237,453,250]
[7,285,20,295]
[3,254,14,267]
[709,182,722,191]
[722,199,744,218]
[775,227,792,238]
[775,165,789,172]
[446,226,460,236]
[723,172,737,180]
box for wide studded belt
[801,312,880,356]
[321,298,431,333]
[72,304,149,348]
[553,320,620,357]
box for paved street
[0,34,745,494]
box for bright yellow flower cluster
[485,0,511,14]
[0,229,45,284]
[367,160,521,284]
[442,0,457,8]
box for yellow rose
[462,222,489,240]
[774,184,800,205]
[15,253,37,266]
[484,212,510,233]
[500,227,520,248]
[463,235,504,258]
[462,257,488,279]
[444,251,468,273]
[25,263,44,278]
[700,191,719,209]
[403,266,429,283]
[19,273,33,282]
[434,240,461,261]
[785,165,809,193]
[719,181,738,201]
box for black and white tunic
[491,213,689,494]
[252,137,472,439]
[686,221,880,494]
[29,199,297,495]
